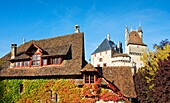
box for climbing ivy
[0,79,82,103]
[0,78,125,103]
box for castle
[91,26,147,70]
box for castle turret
[107,33,110,41]
[138,26,143,40]
[118,41,123,53]
[125,26,129,53]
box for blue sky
[0,0,170,60]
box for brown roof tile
[128,31,147,46]
[42,45,71,57]
[102,66,136,98]
[0,32,86,77]
[81,63,98,72]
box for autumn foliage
[134,42,170,103]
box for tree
[134,40,170,103]
[140,44,170,83]
[153,39,170,49]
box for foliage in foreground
[0,79,81,103]
[0,78,124,103]
[134,41,170,103]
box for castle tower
[125,25,147,70]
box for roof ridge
[25,33,83,44]
[92,38,114,54]
[106,38,112,49]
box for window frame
[32,53,41,66]
[99,58,103,62]
[50,57,62,65]
[84,74,95,84]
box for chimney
[74,25,80,33]
[11,44,17,59]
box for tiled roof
[127,31,147,46]
[81,63,98,72]
[11,51,30,60]
[102,66,136,98]
[92,38,117,54]
[42,45,71,57]
[0,32,86,77]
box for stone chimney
[74,25,80,33]
[11,44,17,59]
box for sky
[0,0,170,60]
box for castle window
[32,54,41,66]
[103,63,107,67]
[99,58,102,62]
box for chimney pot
[11,44,17,59]
[74,25,80,33]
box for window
[16,62,20,67]
[32,54,41,66]
[85,75,89,83]
[52,58,55,64]
[43,59,47,65]
[20,61,24,66]
[51,58,62,65]
[56,58,60,64]
[84,74,95,84]
[103,63,107,67]
[24,61,30,66]
[90,75,94,83]
[19,84,23,93]
[99,58,102,62]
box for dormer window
[51,57,62,65]
[43,59,47,66]
[11,43,67,68]
[32,54,41,66]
